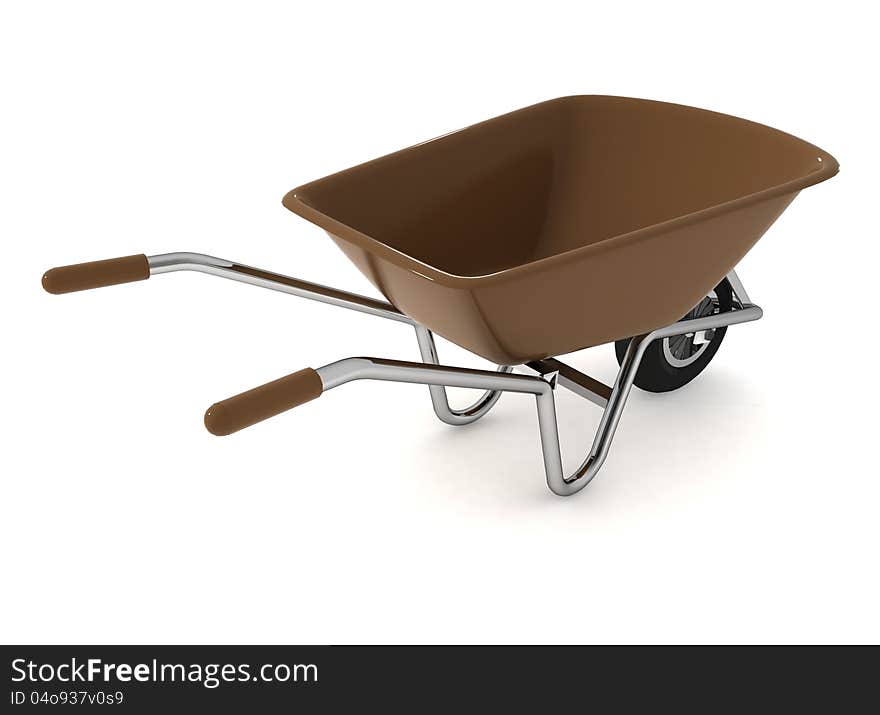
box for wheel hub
[661,292,719,368]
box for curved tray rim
[283,95,839,288]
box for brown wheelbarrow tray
[43,96,838,496]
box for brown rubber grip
[204,368,323,436]
[42,254,150,294]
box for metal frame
[413,326,513,426]
[147,253,761,496]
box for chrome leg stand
[535,335,648,496]
[413,326,512,425]
[308,300,762,496]
[535,302,764,495]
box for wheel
[614,278,734,393]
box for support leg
[538,302,764,495]
[413,326,511,425]
[538,335,648,496]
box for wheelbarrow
[42,96,837,496]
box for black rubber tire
[614,278,734,393]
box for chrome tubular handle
[315,358,549,395]
[206,357,554,436]
[147,253,412,324]
[44,251,411,324]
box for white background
[1,1,877,644]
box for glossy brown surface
[42,254,150,294]
[284,96,838,364]
[204,368,323,436]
